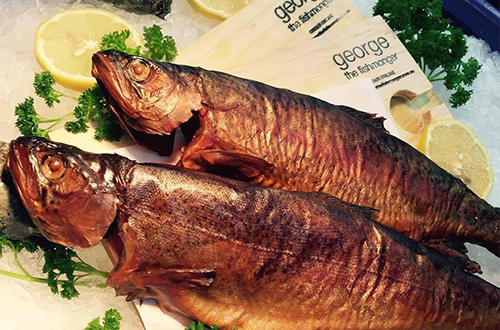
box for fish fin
[117,268,216,314]
[336,105,388,133]
[129,268,216,290]
[422,239,482,274]
[485,207,500,257]
[183,149,275,181]
[308,191,380,221]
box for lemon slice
[187,0,253,20]
[35,8,142,92]
[417,118,494,199]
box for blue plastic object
[443,0,500,52]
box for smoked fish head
[92,50,203,156]
[6,136,119,248]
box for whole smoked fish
[6,136,500,330]
[92,50,500,260]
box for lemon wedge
[187,0,253,20]
[417,118,494,199]
[35,8,142,92]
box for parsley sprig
[142,25,178,61]
[186,321,237,330]
[34,71,78,107]
[84,309,122,330]
[14,24,177,141]
[15,77,121,141]
[99,30,142,56]
[63,84,123,142]
[0,235,108,300]
[99,25,177,61]
[14,96,74,138]
[373,0,481,108]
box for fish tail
[477,207,500,257]
[487,207,500,257]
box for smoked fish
[6,136,500,330]
[91,50,500,260]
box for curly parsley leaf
[42,245,79,298]
[83,309,122,330]
[0,235,39,258]
[0,235,109,300]
[142,24,178,61]
[93,111,123,142]
[15,97,44,137]
[186,321,237,330]
[64,84,123,140]
[373,0,481,108]
[33,71,73,108]
[15,74,79,138]
[100,30,141,56]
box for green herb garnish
[99,30,142,56]
[84,309,122,330]
[373,0,481,108]
[186,321,237,330]
[34,71,77,107]
[15,24,178,141]
[142,24,178,61]
[0,235,108,300]
[14,71,117,141]
[100,24,177,62]
[64,84,123,142]
[14,96,74,138]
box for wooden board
[229,16,428,105]
[175,0,365,70]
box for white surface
[134,300,191,330]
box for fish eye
[41,155,66,180]
[128,59,151,82]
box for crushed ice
[0,0,498,328]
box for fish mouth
[92,50,136,113]
[6,137,120,248]
[6,137,64,245]
[7,137,44,205]
[92,50,177,156]
[92,50,155,127]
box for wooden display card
[176,0,365,70]
[229,16,432,110]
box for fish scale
[6,136,500,329]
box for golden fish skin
[92,50,500,261]
[7,137,500,330]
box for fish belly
[106,163,500,330]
